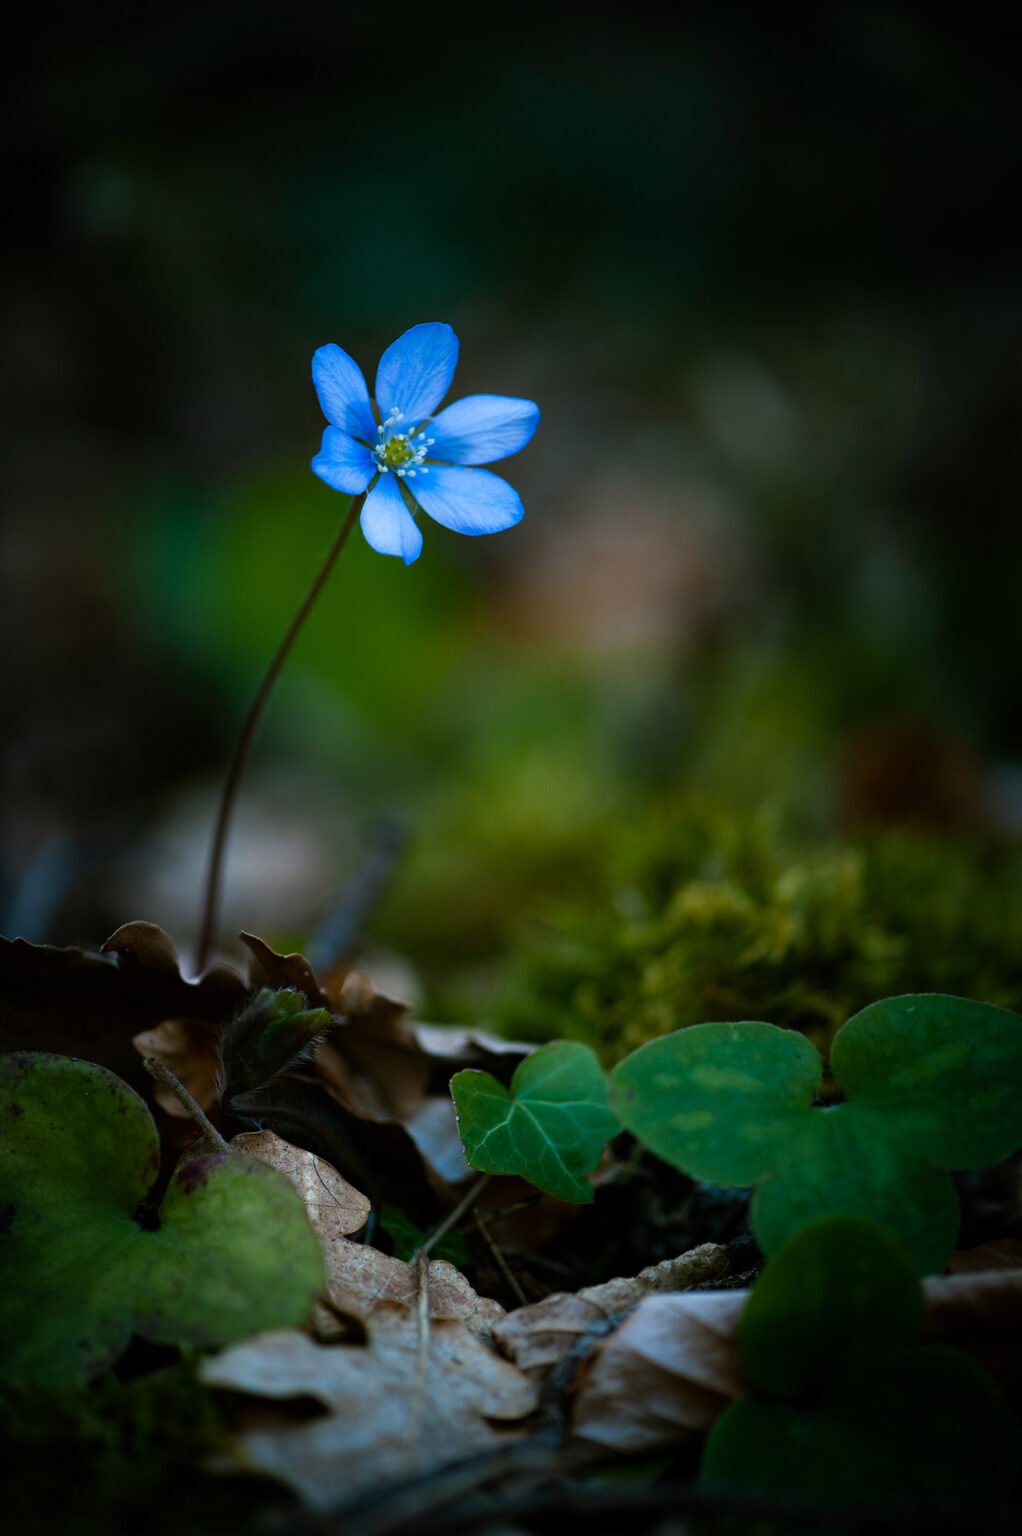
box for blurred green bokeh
[5,4,1022,1011]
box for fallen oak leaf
[316,1231,505,1343]
[494,1242,729,1381]
[201,1305,538,1512]
[231,1129,371,1239]
[228,1129,503,1342]
[232,1128,373,1344]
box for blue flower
[311,323,540,565]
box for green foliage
[702,1218,1020,1515]
[611,994,1022,1271]
[377,1203,471,1267]
[218,986,332,1109]
[0,1360,263,1536]
[451,1041,619,1203]
[737,1217,924,1399]
[498,802,1022,1062]
[0,1054,324,1388]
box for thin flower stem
[143,1057,230,1150]
[195,495,364,972]
[416,1173,492,1259]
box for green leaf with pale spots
[610,1021,821,1186]
[611,994,1022,1272]
[831,993,1022,1167]
[451,1041,619,1202]
[0,1053,324,1388]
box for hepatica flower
[311,322,540,564]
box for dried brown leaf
[565,1254,1022,1457]
[494,1243,729,1381]
[947,1240,1022,1274]
[202,1307,537,1511]
[133,1018,220,1117]
[239,932,332,1008]
[231,1130,372,1239]
[569,1289,748,1453]
[164,932,530,1196]
[227,1122,503,1341]
[923,1264,1022,1388]
[320,1236,505,1342]
[0,922,245,1099]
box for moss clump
[497,800,1022,1063]
[0,1355,286,1536]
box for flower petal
[427,395,540,465]
[312,344,377,441]
[375,323,459,426]
[360,473,423,564]
[311,427,375,494]
[413,465,524,536]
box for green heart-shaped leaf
[703,1350,1018,1513]
[832,993,1022,1168]
[611,994,1022,1271]
[610,1021,821,1185]
[737,1216,923,1398]
[451,1041,619,1202]
[703,1218,1019,1511]
[751,1102,961,1277]
[0,1053,324,1388]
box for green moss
[0,1357,286,1536]
[498,800,1022,1063]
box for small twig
[416,1173,491,1259]
[475,1192,542,1227]
[143,1058,230,1151]
[302,1477,1022,1536]
[472,1207,528,1307]
[407,1249,432,1476]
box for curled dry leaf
[494,1242,729,1381]
[202,1304,537,1512]
[566,1250,1022,1459]
[239,932,332,1008]
[1,922,245,1098]
[569,1290,749,1454]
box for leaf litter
[7,919,1022,1527]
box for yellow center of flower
[372,408,436,480]
[380,434,414,468]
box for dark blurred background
[4,3,1021,1011]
